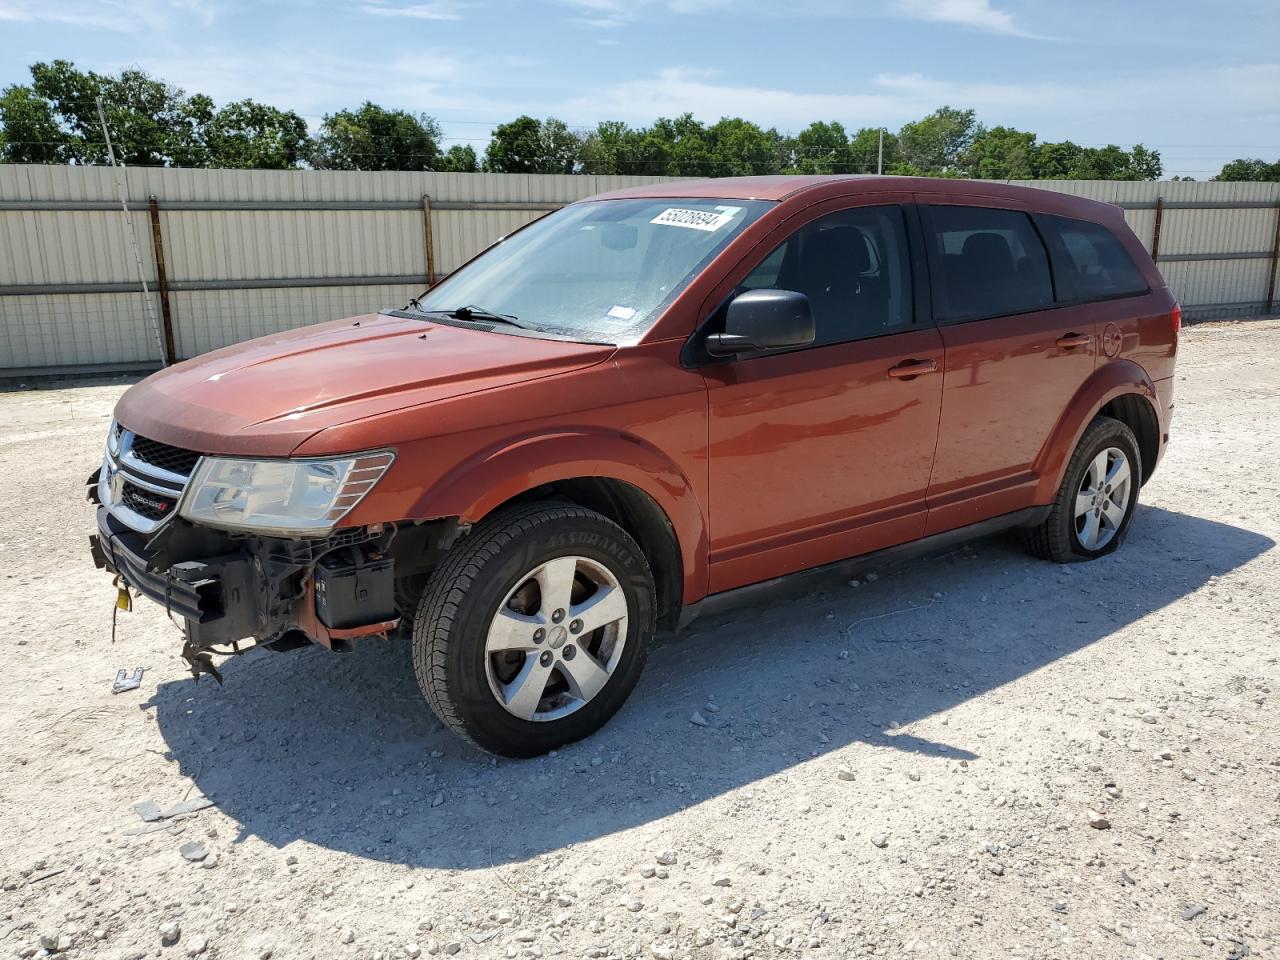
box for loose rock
[160,921,181,946]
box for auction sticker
[651,207,735,232]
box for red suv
[89,176,1178,756]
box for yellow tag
[112,576,133,612]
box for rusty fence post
[422,194,437,287]
[1267,201,1280,314]
[146,195,177,364]
[1150,195,1165,262]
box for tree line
[2,60,1275,181]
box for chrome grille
[100,422,202,533]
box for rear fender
[1033,359,1158,502]
[409,429,709,604]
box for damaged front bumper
[89,472,402,678]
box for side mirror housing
[705,288,815,358]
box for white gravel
[1,318,1277,959]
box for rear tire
[1024,416,1141,563]
[411,502,655,757]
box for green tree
[1032,140,1103,179]
[438,143,479,172]
[484,115,542,172]
[1032,140,1161,180]
[1214,157,1280,181]
[0,84,70,162]
[539,118,584,174]
[1128,144,1163,181]
[647,113,715,176]
[789,121,850,174]
[311,101,442,171]
[484,115,584,173]
[203,99,309,169]
[704,117,781,176]
[26,59,193,165]
[848,127,898,174]
[897,106,976,174]
[580,120,633,174]
[1,59,316,169]
[963,125,1037,179]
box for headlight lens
[180,451,394,535]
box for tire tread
[411,502,637,749]
[1023,415,1140,563]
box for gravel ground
[1,318,1278,960]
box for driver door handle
[1056,333,1092,349]
[888,358,939,380]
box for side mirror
[705,289,815,357]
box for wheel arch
[1034,360,1161,502]
[1097,392,1160,486]
[408,429,708,620]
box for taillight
[1170,303,1182,339]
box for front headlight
[180,451,394,535]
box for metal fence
[2,165,1278,375]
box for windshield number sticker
[651,207,735,232]
[607,305,636,321]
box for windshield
[406,197,772,344]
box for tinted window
[1042,215,1149,301]
[927,206,1054,321]
[738,205,913,346]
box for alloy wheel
[1074,446,1132,550]
[484,555,629,722]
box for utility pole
[96,96,169,366]
[877,128,884,175]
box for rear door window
[738,204,914,346]
[1040,214,1149,301]
[924,205,1054,322]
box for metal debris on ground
[112,667,144,693]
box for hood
[113,313,614,457]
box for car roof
[585,175,1119,218]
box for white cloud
[359,1,466,20]
[562,66,908,128]
[571,15,627,28]
[0,0,216,31]
[892,0,1039,38]
[134,48,500,121]
[561,0,730,28]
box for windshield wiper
[441,305,534,330]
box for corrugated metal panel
[3,165,1279,372]
[171,284,423,357]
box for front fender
[410,429,709,604]
[1033,359,1158,502]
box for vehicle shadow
[146,504,1273,867]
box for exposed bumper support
[90,506,400,658]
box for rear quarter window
[1040,214,1150,301]
[924,205,1055,322]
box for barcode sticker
[650,207,735,232]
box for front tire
[1024,416,1141,563]
[411,502,655,757]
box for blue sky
[1,0,1278,177]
